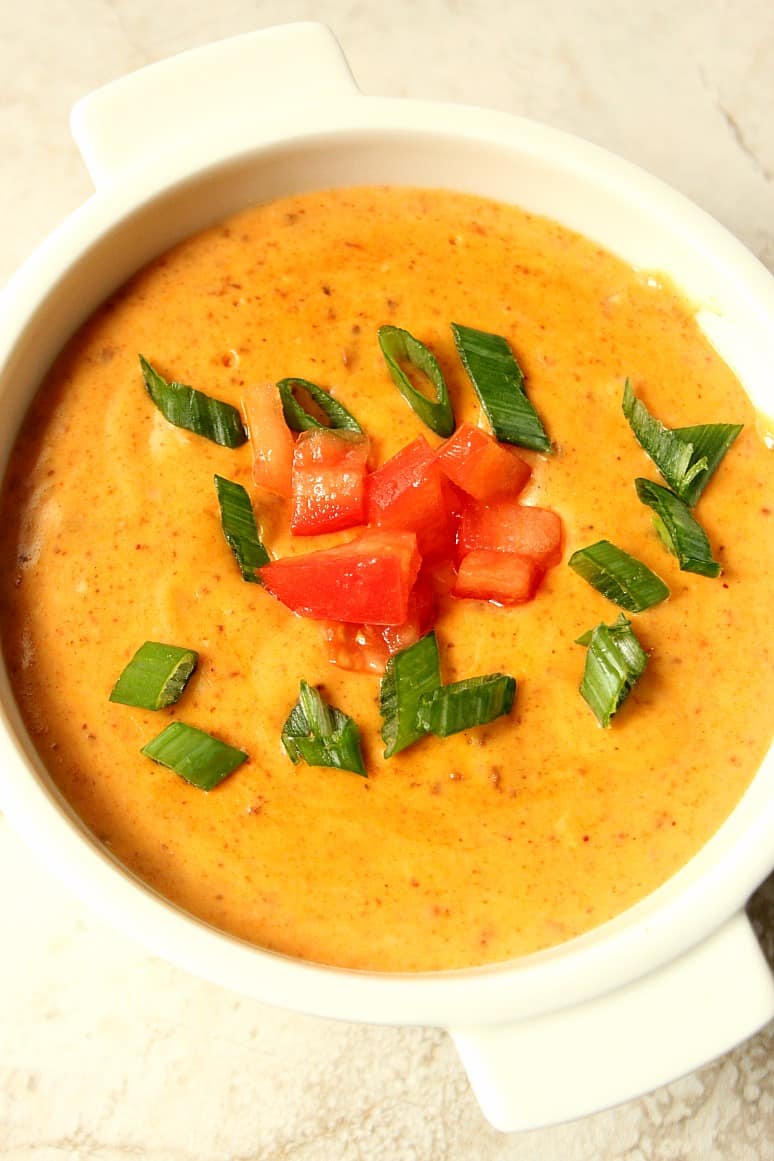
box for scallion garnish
[377,325,455,437]
[417,673,516,738]
[451,323,551,452]
[568,539,669,611]
[635,478,721,577]
[139,355,247,447]
[576,614,648,727]
[276,377,363,433]
[622,380,742,506]
[670,421,743,507]
[281,681,366,776]
[214,474,270,582]
[622,379,703,499]
[109,641,198,710]
[379,631,442,757]
[141,722,248,790]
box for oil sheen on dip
[1,186,771,972]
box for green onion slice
[141,722,247,790]
[281,681,366,776]
[214,474,270,582]
[568,539,670,611]
[417,673,516,738]
[377,325,455,437]
[451,322,551,452]
[140,355,247,447]
[634,478,721,577]
[109,641,198,710]
[622,379,703,499]
[576,614,648,727]
[671,422,743,507]
[276,377,363,433]
[622,380,742,506]
[379,631,442,757]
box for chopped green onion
[568,539,670,611]
[451,322,551,452]
[622,381,742,506]
[109,641,198,710]
[276,377,363,433]
[377,325,455,437]
[622,379,703,499]
[417,673,516,738]
[141,722,247,790]
[635,478,721,577]
[139,355,247,447]
[214,474,270,582]
[671,422,743,507]
[576,614,648,727]
[379,632,442,757]
[281,681,366,776]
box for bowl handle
[449,910,774,1132]
[69,23,359,189]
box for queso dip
[0,186,771,971]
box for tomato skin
[458,499,563,568]
[436,423,531,501]
[290,428,369,535]
[242,382,294,498]
[258,530,421,625]
[365,435,454,560]
[454,549,543,604]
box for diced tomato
[440,477,468,523]
[324,571,437,672]
[458,499,563,568]
[365,435,454,560]
[290,428,369,535]
[436,422,531,501]
[454,550,544,604]
[366,435,433,513]
[381,568,436,653]
[323,623,391,674]
[242,382,294,498]
[258,530,421,625]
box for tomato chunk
[436,422,531,501]
[381,569,436,654]
[258,530,421,625]
[242,382,294,498]
[324,572,437,672]
[458,500,563,568]
[290,428,369,535]
[366,435,454,560]
[323,623,392,673]
[454,550,544,604]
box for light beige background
[1,1,772,1157]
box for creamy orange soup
[1,186,772,971]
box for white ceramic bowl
[0,23,772,1132]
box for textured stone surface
[0,1,772,1155]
